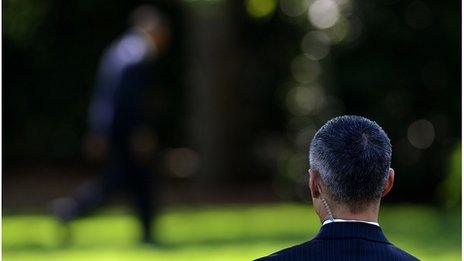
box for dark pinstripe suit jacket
[255,222,419,261]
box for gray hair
[309,115,392,211]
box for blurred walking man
[51,5,170,244]
[256,115,418,260]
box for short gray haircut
[309,115,392,211]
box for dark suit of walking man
[256,115,419,261]
[51,6,170,244]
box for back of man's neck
[320,202,380,224]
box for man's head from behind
[129,5,170,52]
[309,115,395,219]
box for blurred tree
[268,0,460,203]
[2,0,460,205]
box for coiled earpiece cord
[321,197,334,221]
[317,184,334,221]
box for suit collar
[314,222,390,244]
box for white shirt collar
[322,218,380,227]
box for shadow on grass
[3,232,310,253]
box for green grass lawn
[3,203,461,261]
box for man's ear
[382,168,395,197]
[308,169,320,199]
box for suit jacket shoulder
[254,222,419,261]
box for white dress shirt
[322,218,380,227]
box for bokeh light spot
[308,0,340,29]
[407,119,435,149]
[301,31,330,60]
[286,85,325,115]
[279,0,310,17]
[405,1,433,29]
[324,18,350,43]
[295,126,316,148]
[246,0,277,19]
[291,55,321,83]
[165,148,201,178]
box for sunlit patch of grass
[3,204,460,261]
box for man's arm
[84,49,122,160]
